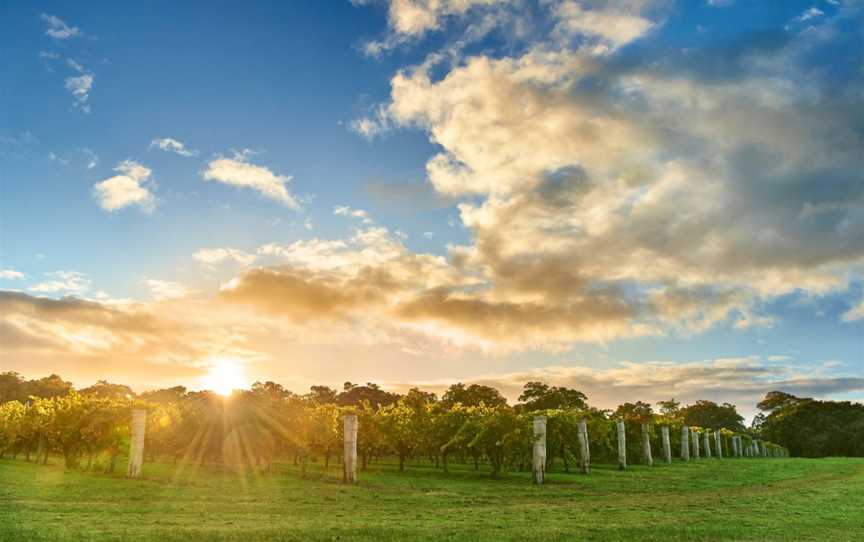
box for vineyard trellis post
[661,425,672,464]
[533,416,547,484]
[126,409,146,479]
[616,420,627,470]
[691,430,700,459]
[703,431,712,458]
[343,414,358,484]
[680,426,689,462]
[641,423,653,466]
[715,431,722,458]
[577,419,590,474]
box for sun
[201,358,248,396]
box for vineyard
[0,381,785,481]
[3,378,863,541]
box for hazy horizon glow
[1,1,862,420]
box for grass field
[1,456,862,541]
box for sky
[1,0,862,419]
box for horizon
[2,1,863,425]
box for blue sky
[1,0,862,417]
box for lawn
[1,456,862,541]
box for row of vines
[0,388,783,477]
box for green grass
[1,456,862,541]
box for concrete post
[533,416,547,484]
[126,409,146,479]
[715,431,722,458]
[692,430,700,459]
[703,431,712,458]
[641,423,653,466]
[661,425,672,464]
[680,426,690,462]
[616,421,627,471]
[577,419,590,474]
[343,414,358,484]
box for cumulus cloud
[28,271,90,294]
[142,279,194,301]
[150,138,198,157]
[338,0,864,351]
[358,0,511,56]
[388,357,864,418]
[0,269,25,280]
[203,153,300,208]
[0,291,267,388]
[41,14,81,39]
[798,7,825,22]
[550,1,655,53]
[64,73,94,113]
[220,267,384,322]
[842,297,864,322]
[93,160,156,212]
[334,205,373,224]
[193,247,256,267]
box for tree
[80,380,135,399]
[441,383,507,408]
[680,400,745,431]
[518,381,587,411]
[337,382,399,409]
[656,398,681,417]
[305,385,338,405]
[614,401,654,423]
[757,391,806,413]
[756,392,864,457]
[26,374,73,400]
[139,386,187,404]
[0,372,27,404]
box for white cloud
[423,231,434,239]
[66,58,85,73]
[80,148,99,169]
[389,357,864,418]
[551,1,654,52]
[203,153,300,208]
[842,298,864,322]
[357,0,510,56]
[798,7,824,22]
[48,152,70,166]
[29,271,90,294]
[337,0,864,351]
[334,205,373,224]
[0,269,25,280]
[193,248,256,267]
[142,279,194,300]
[64,74,94,113]
[150,138,198,157]
[93,160,156,212]
[350,105,392,139]
[768,355,792,362]
[41,14,81,40]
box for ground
[1,456,862,541]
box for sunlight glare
[201,358,247,396]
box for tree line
[1,372,859,476]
